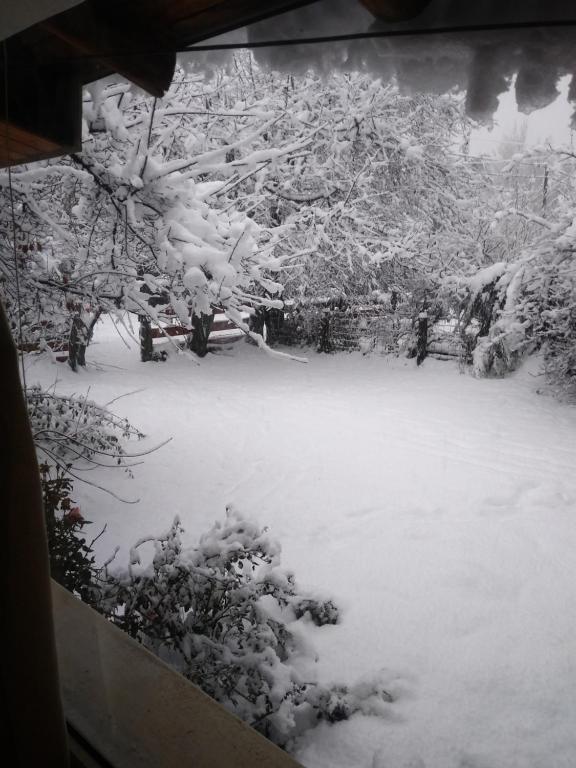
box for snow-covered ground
[29,318,576,768]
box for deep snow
[28,318,576,768]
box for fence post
[266,307,285,346]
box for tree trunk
[188,311,214,357]
[68,316,82,372]
[139,315,154,362]
[68,310,100,371]
[416,310,428,366]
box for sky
[470,76,575,156]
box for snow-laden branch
[499,208,556,231]
[246,330,309,364]
[145,115,285,180]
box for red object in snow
[63,506,84,526]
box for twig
[88,523,108,549]
[103,388,146,407]
[37,445,140,503]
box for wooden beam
[0,120,61,153]
[39,2,176,96]
[147,0,322,47]
[0,35,82,168]
[358,0,432,22]
[0,119,67,167]
[1,0,321,169]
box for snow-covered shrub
[471,323,530,378]
[311,678,395,724]
[542,336,576,401]
[99,508,393,747]
[293,597,339,626]
[532,262,576,400]
[464,253,575,389]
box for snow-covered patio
[29,320,576,768]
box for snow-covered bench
[149,310,247,345]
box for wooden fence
[268,299,465,361]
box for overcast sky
[463,77,573,156]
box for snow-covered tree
[0,63,313,363]
[220,63,498,330]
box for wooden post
[188,311,214,357]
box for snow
[28,318,576,768]
[466,261,507,295]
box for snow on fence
[427,318,465,361]
[18,301,466,365]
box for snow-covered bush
[455,198,576,392]
[543,348,576,400]
[98,508,394,747]
[471,325,528,378]
[529,255,576,400]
